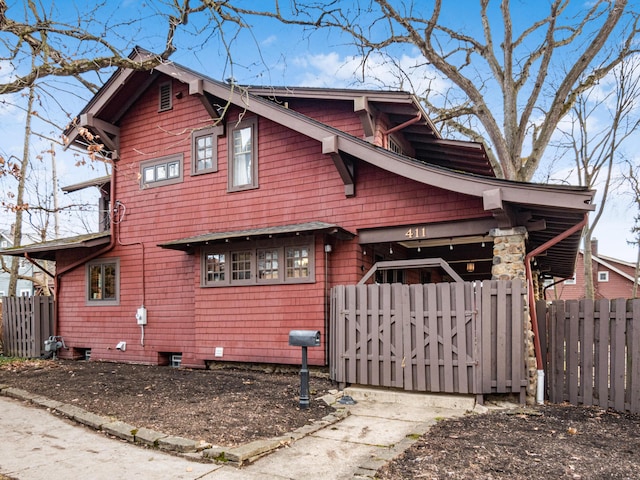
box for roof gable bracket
[189,79,223,121]
[79,113,120,157]
[483,188,517,227]
[354,96,375,141]
[323,136,355,197]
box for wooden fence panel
[1,296,55,358]
[546,298,640,414]
[330,280,526,398]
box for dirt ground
[378,403,640,480]
[1,359,640,479]
[0,358,335,447]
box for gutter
[49,169,117,335]
[382,112,422,149]
[525,213,588,404]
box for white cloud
[261,35,278,47]
[287,50,451,96]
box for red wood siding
[546,253,637,300]
[56,75,490,367]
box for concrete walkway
[0,387,477,480]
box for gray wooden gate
[1,296,55,358]
[330,280,527,401]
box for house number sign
[404,226,428,239]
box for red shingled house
[3,48,595,371]
[546,240,639,300]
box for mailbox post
[288,330,321,409]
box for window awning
[158,221,355,252]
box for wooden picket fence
[1,296,55,358]
[540,298,640,413]
[330,280,527,402]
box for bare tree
[553,57,640,298]
[621,160,640,298]
[228,0,639,181]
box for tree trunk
[583,232,595,300]
[8,80,34,296]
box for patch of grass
[0,356,24,366]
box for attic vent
[159,82,172,112]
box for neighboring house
[0,230,34,297]
[0,48,595,369]
[546,239,639,300]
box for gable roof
[579,250,640,285]
[58,48,595,278]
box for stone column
[490,227,537,404]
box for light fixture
[389,245,393,255]
[449,243,453,251]
[417,246,421,252]
[481,241,486,248]
[466,262,475,273]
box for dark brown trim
[357,218,498,244]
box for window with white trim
[87,258,119,305]
[228,117,258,191]
[388,137,403,155]
[202,238,314,286]
[191,126,223,175]
[597,271,609,282]
[140,154,183,188]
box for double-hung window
[202,238,313,287]
[228,117,258,191]
[87,258,119,305]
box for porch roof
[158,221,355,252]
[0,231,111,261]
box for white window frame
[202,237,314,287]
[597,271,609,282]
[228,117,258,191]
[140,154,183,189]
[564,275,576,285]
[191,126,223,175]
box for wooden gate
[1,296,55,358]
[330,280,527,400]
[541,298,640,414]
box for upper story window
[191,126,223,175]
[87,258,119,305]
[388,137,403,155]
[140,154,183,189]
[158,82,172,112]
[228,117,258,191]
[564,275,576,285]
[202,238,314,287]
[597,271,609,282]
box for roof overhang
[0,232,111,261]
[158,222,355,252]
[62,175,111,193]
[62,49,596,279]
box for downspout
[525,213,588,404]
[382,112,422,149]
[52,169,117,334]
